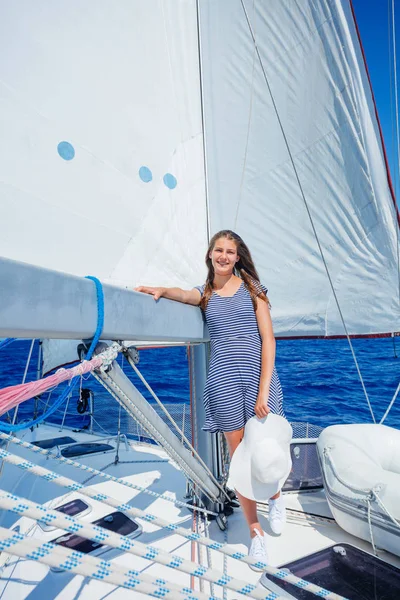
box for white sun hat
[229,414,293,502]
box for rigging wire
[92,367,223,504]
[0,338,15,351]
[33,341,42,420]
[234,0,257,229]
[379,1,400,423]
[239,0,376,423]
[391,0,400,344]
[125,349,228,501]
[379,1,400,422]
[196,0,211,244]
[388,0,397,196]
[380,379,400,423]
[9,338,36,429]
[0,339,36,476]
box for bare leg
[224,429,262,538]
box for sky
[352,0,400,197]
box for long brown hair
[199,230,270,311]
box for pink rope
[0,357,103,417]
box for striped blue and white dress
[195,280,284,433]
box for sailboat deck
[0,424,399,600]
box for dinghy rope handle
[0,276,105,432]
[323,446,400,555]
[0,450,347,600]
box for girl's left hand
[255,394,270,419]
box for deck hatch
[32,436,76,449]
[52,511,140,556]
[60,442,114,458]
[39,498,91,532]
[261,543,400,599]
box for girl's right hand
[134,286,166,301]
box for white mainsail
[0,0,399,340]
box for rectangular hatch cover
[261,543,400,600]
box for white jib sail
[199,0,400,337]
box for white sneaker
[269,494,286,535]
[248,528,269,571]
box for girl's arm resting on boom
[134,286,201,306]
[254,295,276,419]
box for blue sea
[0,338,399,433]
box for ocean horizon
[0,337,399,435]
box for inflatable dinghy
[317,424,400,557]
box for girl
[135,230,285,565]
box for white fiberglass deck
[0,424,399,600]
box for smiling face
[209,236,240,277]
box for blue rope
[0,277,104,432]
[84,276,104,361]
[0,338,16,351]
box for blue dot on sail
[57,141,75,161]
[163,173,177,189]
[139,166,153,183]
